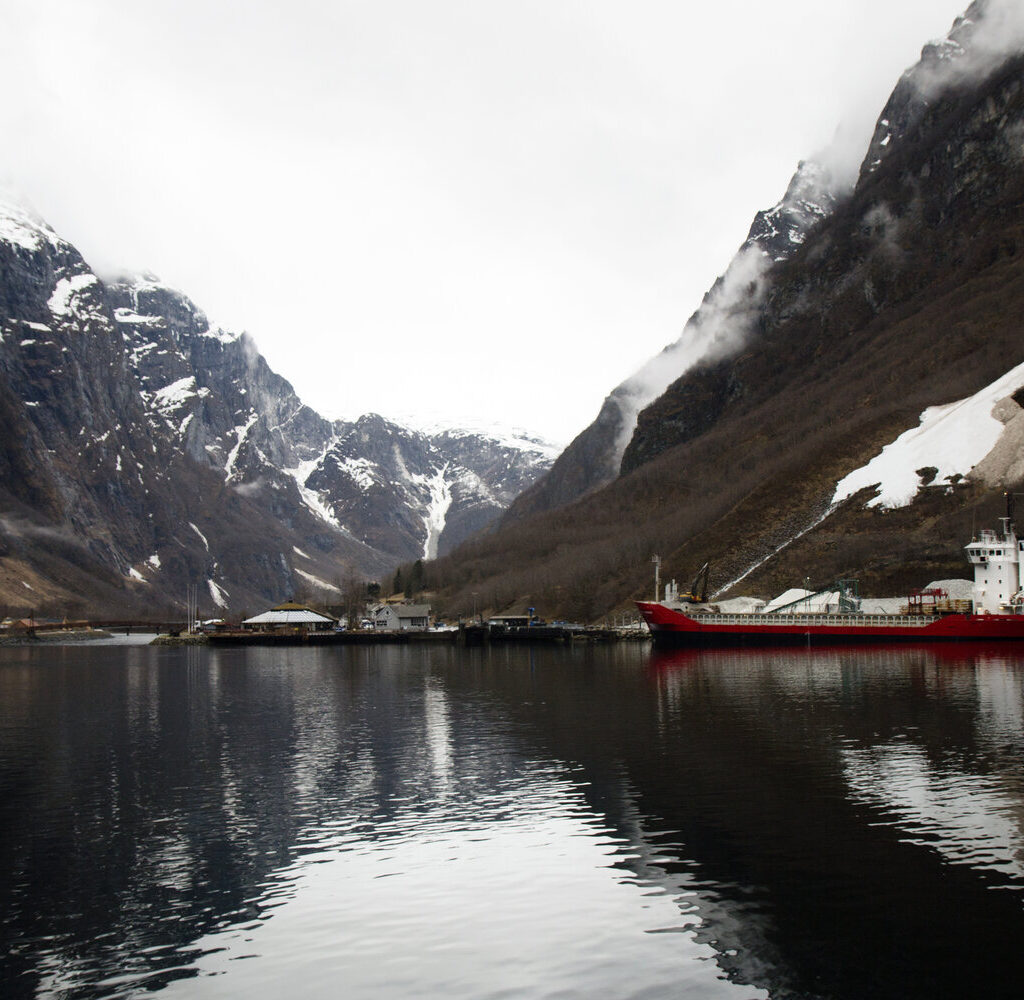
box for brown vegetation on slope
[419,55,1024,621]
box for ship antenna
[1008,491,1016,528]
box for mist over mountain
[5,1,1022,624]
[428,0,1024,621]
[0,207,554,617]
[504,159,843,523]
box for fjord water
[3,642,1024,999]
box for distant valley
[0,207,555,617]
[4,1,1024,627]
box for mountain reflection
[2,642,1024,999]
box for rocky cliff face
[621,32,1024,479]
[429,1,1024,621]
[504,157,841,525]
[503,2,1024,533]
[0,208,554,616]
[302,414,556,561]
[858,0,1005,183]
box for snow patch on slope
[453,466,496,506]
[338,456,378,491]
[285,437,353,533]
[295,568,340,592]
[396,414,563,460]
[225,413,259,478]
[834,359,1024,508]
[151,376,197,413]
[207,579,229,609]
[198,322,240,345]
[0,198,65,252]
[48,273,101,319]
[190,522,209,550]
[114,308,163,326]
[414,464,454,560]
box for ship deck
[684,612,935,629]
[636,602,1024,646]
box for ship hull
[636,602,1024,647]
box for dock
[187,623,648,647]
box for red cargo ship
[637,508,1024,646]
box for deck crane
[680,561,710,604]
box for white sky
[1,0,971,444]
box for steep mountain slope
[305,414,557,561]
[107,275,556,566]
[429,1,1024,620]
[0,208,553,616]
[504,158,841,523]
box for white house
[371,603,431,631]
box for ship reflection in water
[2,642,1024,999]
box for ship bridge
[965,516,1024,614]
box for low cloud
[862,202,904,262]
[609,244,771,462]
[231,478,266,498]
[239,332,260,369]
[0,514,82,546]
[811,1,1024,201]
[910,0,1024,101]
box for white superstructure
[965,516,1024,614]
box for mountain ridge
[502,156,843,526]
[0,207,555,616]
[425,1,1024,621]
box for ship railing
[689,612,937,628]
[898,599,972,615]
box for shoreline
[152,625,649,647]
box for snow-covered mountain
[108,273,556,562]
[0,204,555,614]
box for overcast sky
[2,0,971,443]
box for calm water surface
[2,640,1024,999]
